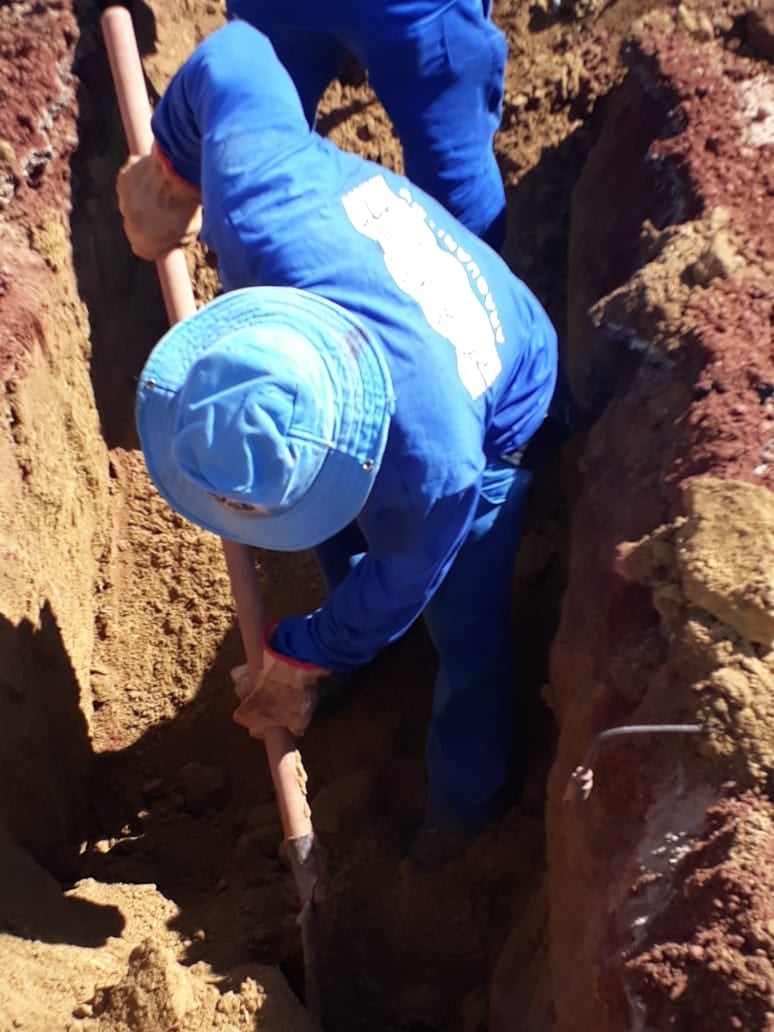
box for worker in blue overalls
[116,21,556,867]
[226,0,509,250]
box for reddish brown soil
[0,3,80,378]
[622,794,774,1032]
[548,8,774,1032]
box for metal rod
[563,723,705,804]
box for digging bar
[100,7,323,1021]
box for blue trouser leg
[315,463,529,823]
[364,0,509,249]
[422,461,532,828]
[314,521,367,594]
[226,17,348,127]
[228,1,507,247]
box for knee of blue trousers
[365,1,508,245]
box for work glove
[116,144,202,261]
[230,627,329,739]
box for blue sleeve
[150,22,312,290]
[149,53,201,187]
[151,25,307,184]
[271,485,479,671]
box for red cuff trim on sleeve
[263,619,320,670]
[151,141,198,189]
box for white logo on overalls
[342,175,503,400]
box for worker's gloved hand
[116,144,202,261]
[230,630,329,739]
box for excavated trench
[1,1,773,1030]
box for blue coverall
[227,0,509,250]
[151,22,557,830]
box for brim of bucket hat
[135,287,395,551]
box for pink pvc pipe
[101,5,315,856]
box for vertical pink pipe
[100,5,316,866]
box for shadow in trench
[0,605,125,948]
[499,93,608,337]
[70,0,169,452]
[0,606,91,876]
[491,85,618,812]
[496,110,602,686]
[0,831,125,948]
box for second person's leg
[365,0,509,250]
[225,10,349,127]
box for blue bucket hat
[135,286,396,550]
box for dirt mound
[84,939,313,1032]
[0,830,312,1032]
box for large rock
[676,478,774,647]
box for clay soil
[0,0,772,1030]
